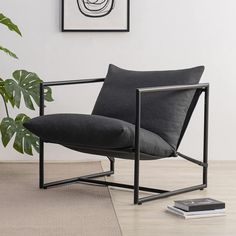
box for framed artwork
[62,0,130,32]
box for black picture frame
[62,0,130,32]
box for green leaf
[0,45,18,59]
[0,78,15,107]
[0,114,39,155]
[4,70,53,110]
[0,78,5,97]
[0,13,22,36]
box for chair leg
[202,85,209,188]
[134,154,140,205]
[134,89,141,205]
[202,141,208,186]
[39,139,44,189]
[134,139,141,204]
[201,151,208,190]
[106,157,115,177]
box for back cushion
[92,64,204,149]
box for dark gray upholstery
[93,64,204,148]
[24,114,174,160]
[24,64,205,160]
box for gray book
[174,198,225,212]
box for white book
[166,206,226,219]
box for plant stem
[1,94,9,118]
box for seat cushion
[23,114,174,158]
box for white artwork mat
[63,0,129,31]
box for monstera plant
[0,13,53,155]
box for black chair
[24,64,209,205]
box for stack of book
[167,198,226,219]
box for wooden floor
[102,159,236,236]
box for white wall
[0,0,235,161]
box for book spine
[189,203,225,211]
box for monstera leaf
[0,45,18,59]
[0,13,22,36]
[0,78,14,107]
[0,78,6,98]
[0,114,39,155]
[4,70,53,110]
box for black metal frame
[61,0,130,32]
[39,79,209,205]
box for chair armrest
[39,78,105,115]
[137,83,209,94]
[42,78,105,87]
[134,82,209,159]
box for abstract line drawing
[77,0,115,18]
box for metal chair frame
[39,79,209,205]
